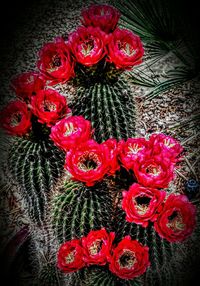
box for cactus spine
[8,137,65,224]
[70,78,136,142]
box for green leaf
[145,67,197,100]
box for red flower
[133,153,174,189]
[109,236,150,279]
[50,115,93,151]
[122,183,166,227]
[37,38,74,85]
[102,138,120,175]
[30,89,71,127]
[0,100,31,136]
[64,139,118,186]
[82,228,115,265]
[57,239,85,273]
[81,4,120,34]
[68,26,107,67]
[154,194,196,242]
[118,138,149,170]
[106,28,144,69]
[149,133,183,162]
[10,71,45,101]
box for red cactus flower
[64,139,119,186]
[154,194,196,242]
[37,38,74,85]
[82,228,115,265]
[109,236,150,279]
[81,4,120,33]
[0,100,31,136]
[133,153,175,189]
[57,239,85,273]
[149,133,183,162]
[122,183,166,227]
[118,138,149,170]
[30,89,71,127]
[102,138,120,175]
[50,115,93,151]
[106,28,144,70]
[10,71,45,101]
[68,26,107,67]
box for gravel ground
[0,0,199,285]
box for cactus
[37,263,63,286]
[8,137,65,225]
[82,266,142,286]
[70,78,136,142]
[5,71,177,284]
[82,267,117,286]
[5,64,178,286]
[51,179,113,244]
[110,168,177,286]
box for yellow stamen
[89,239,103,255]
[64,122,77,136]
[164,138,175,148]
[119,250,136,269]
[128,143,143,154]
[65,250,76,264]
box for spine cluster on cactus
[37,263,62,286]
[51,180,113,244]
[8,137,65,224]
[70,79,135,142]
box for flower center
[78,152,100,171]
[52,54,61,68]
[100,8,110,16]
[145,164,161,176]
[81,39,94,56]
[118,41,136,56]
[100,9,105,16]
[119,250,136,269]
[89,239,103,255]
[42,100,57,112]
[164,138,175,148]
[64,122,77,136]
[167,210,185,232]
[134,196,151,215]
[94,7,110,16]
[10,112,22,127]
[65,250,76,264]
[26,75,34,84]
[128,143,143,154]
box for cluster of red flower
[0,80,71,135]
[122,184,196,242]
[57,228,150,280]
[1,83,196,246]
[119,134,182,189]
[51,118,179,189]
[119,135,196,243]
[0,4,144,136]
[51,120,196,243]
[37,4,144,85]
[0,3,197,281]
